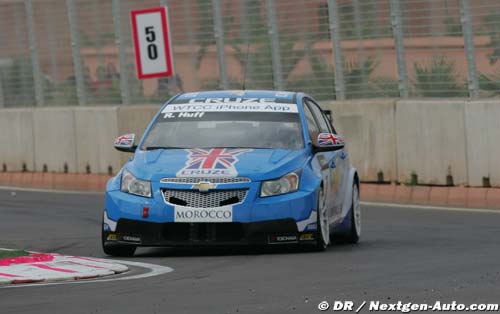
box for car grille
[160,177,251,184]
[162,189,248,208]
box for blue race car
[103,90,361,256]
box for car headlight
[121,170,152,197]
[260,170,300,197]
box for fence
[0,0,500,108]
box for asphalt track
[1,188,500,314]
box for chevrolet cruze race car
[103,90,361,256]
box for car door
[306,99,346,223]
[303,99,335,221]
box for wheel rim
[318,188,329,246]
[353,184,361,236]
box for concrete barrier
[0,109,35,171]
[33,107,77,173]
[395,100,468,186]
[322,99,397,182]
[74,107,121,174]
[1,99,500,187]
[0,105,163,175]
[117,105,161,139]
[465,100,500,187]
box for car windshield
[141,104,304,150]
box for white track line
[2,185,498,213]
[361,201,500,214]
[0,185,103,195]
[0,259,173,289]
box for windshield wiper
[217,146,267,149]
[143,146,185,151]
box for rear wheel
[315,187,330,250]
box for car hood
[127,148,308,182]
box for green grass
[0,249,29,259]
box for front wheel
[102,227,136,257]
[315,187,330,250]
[345,183,361,244]
[103,244,136,257]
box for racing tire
[315,187,330,251]
[102,244,136,257]
[336,183,361,244]
[101,228,136,257]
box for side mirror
[323,109,333,123]
[313,133,345,152]
[114,133,137,153]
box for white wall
[0,100,498,187]
[0,105,159,175]
[74,107,121,174]
[326,99,493,186]
[322,99,397,182]
[465,100,500,186]
[395,100,468,185]
[33,108,77,172]
[0,109,35,171]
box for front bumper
[106,179,317,223]
[103,218,317,246]
[104,177,319,246]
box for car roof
[174,90,299,103]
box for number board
[130,7,174,79]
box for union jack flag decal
[177,148,252,177]
[318,133,343,147]
[114,134,135,147]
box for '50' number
[145,26,158,60]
